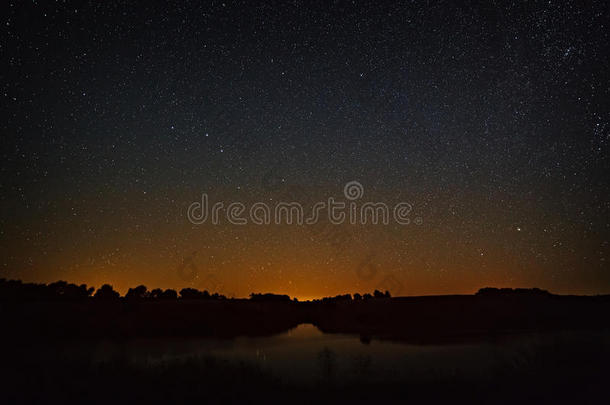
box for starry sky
[1,0,609,298]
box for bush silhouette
[161,289,178,299]
[125,285,149,299]
[250,293,291,302]
[94,284,120,300]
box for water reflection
[85,323,584,385]
[5,323,607,402]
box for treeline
[476,287,553,296]
[0,279,95,301]
[249,293,292,302]
[0,279,564,302]
[123,285,228,300]
[313,290,391,303]
[0,279,228,301]
[0,278,395,303]
[248,290,392,303]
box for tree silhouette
[149,288,163,299]
[250,293,291,302]
[125,285,149,299]
[48,281,94,300]
[180,287,202,299]
[161,289,178,299]
[94,284,120,300]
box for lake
[68,323,603,386]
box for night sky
[2,1,609,298]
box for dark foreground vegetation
[1,279,609,342]
[1,279,609,404]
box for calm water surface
[78,323,573,384]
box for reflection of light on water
[285,323,324,338]
[99,323,481,384]
[86,327,601,386]
[255,349,266,361]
